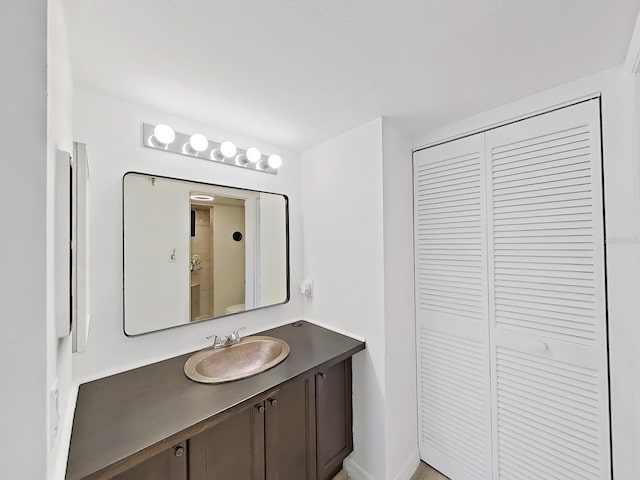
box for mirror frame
[122,171,291,336]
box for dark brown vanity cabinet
[110,359,353,480]
[185,359,351,480]
[111,443,187,480]
[66,322,364,480]
[315,360,353,480]
[265,374,317,480]
[188,404,265,480]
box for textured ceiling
[65,0,640,150]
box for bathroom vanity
[66,321,364,480]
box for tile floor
[334,462,449,480]
[413,463,450,480]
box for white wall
[72,85,304,382]
[0,1,48,479]
[301,118,388,479]
[413,66,640,480]
[48,0,76,478]
[633,74,640,469]
[301,117,420,480]
[381,119,419,480]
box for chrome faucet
[207,327,246,349]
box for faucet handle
[206,334,224,348]
[230,326,246,341]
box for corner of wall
[391,448,421,480]
[47,0,75,477]
[623,7,640,73]
[300,118,387,479]
[344,455,376,480]
[381,118,420,480]
[300,117,420,479]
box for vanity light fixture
[142,123,280,174]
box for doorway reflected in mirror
[189,195,246,321]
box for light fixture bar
[141,123,279,175]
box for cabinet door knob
[174,445,184,457]
[319,372,326,379]
[255,404,265,414]
[269,398,278,406]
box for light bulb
[189,134,209,153]
[267,154,282,169]
[220,141,237,158]
[153,124,175,145]
[246,147,261,163]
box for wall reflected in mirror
[123,172,289,336]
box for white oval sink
[184,336,290,384]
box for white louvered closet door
[485,100,610,480]
[414,134,493,480]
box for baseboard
[393,448,421,480]
[50,381,79,480]
[344,455,375,480]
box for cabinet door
[111,443,187,480]
[265,375,316,480]
[316,359,353,480]
[189,404,265,480]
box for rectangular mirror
[123,172,289,336]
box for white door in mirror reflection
[123,172,289,336]
[190,200,245,320]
